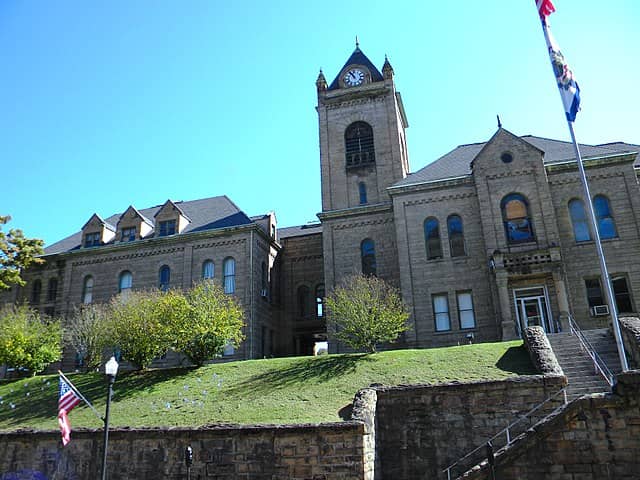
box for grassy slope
[0,341,535,431]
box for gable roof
[328,46,384,91]
[153,199,192,221]
[118,205,154,227]
[80,213,116,232]
[45,195,254,255]
[393,134,640,187]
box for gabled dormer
[116,206,154,242]
[81,213,116,248]
[251,211,278,242]
[154,199,191,237]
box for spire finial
[355,35,359,49]
[497,114,502,129]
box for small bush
[66,304,109,370]
[0,304,62,374]
[326,274,410,353]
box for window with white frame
[82,276,94,304]
[223,257,236,294]
[433,294,451,331]
[457,291,476,329]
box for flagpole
[565,122,629,372]
[59,370,104,422]
[536,3,628,373]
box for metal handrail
[442,387,568,480]
[567,314,615,387]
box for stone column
[552,269,570,332]
[496,270,518,340]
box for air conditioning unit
[590,305,610,316]
[260,289,268,298]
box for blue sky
[3,1,639,246]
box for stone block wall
[620,316,640,368]
[372,375,566,480]
[0,422,370,480]
[462,370,640,480]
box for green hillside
[0,341,534,431]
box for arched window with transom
[345,122,375,168]
[202,260,214,280]
[82,275,94,304]
[568,199,591,242]
[118,271,132,298]
[501,193,535,244]
[223,257,236,294]
[159,265,171,291]
[424,217,442,260]
[361,239,377,276]
[447,214,465,257]
[593,195,617,239]
[31,279,42,304]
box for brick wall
[0,422,369,480]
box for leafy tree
[66,304,110,370]
[0,304,62,375]
[107,289,188,370]
[176,281,245,366]
[0,215,45,290]
[326,274,410,353]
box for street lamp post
[101,356,119,480]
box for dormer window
[121,227,136,242]
[159,220,176,237]
[84,232,101,247]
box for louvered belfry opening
[345,121,375,168]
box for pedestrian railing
[567,314,615,387]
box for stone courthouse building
[3,45,640,364]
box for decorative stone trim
[71,246,185,266]
[403,191,476,207]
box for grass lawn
[0,341,535,431]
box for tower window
[358,182,368,205]
[361,238,377,276]
[345,122,375,168]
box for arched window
[361,239,377,276]
[202,260,215,280]
[593,195,617,239]
[568,199,591,242]
[82,276,94,304]
[345,121,375,168]
[261,261,268,295]
[31,279,42,304]
[159,265,171,291]
[118,271,133,297]
[223,257,236,294]
[447,215,465,257]
[424,218,442,260]
[501,193,535,244]
[316,284,325,318]
[297,285,310,318]
[358,182,368,205]
[47,278,58,302]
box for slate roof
[44,195,254,255]
[393,134,640,187]
[278,223,322,239]
[328,46,384,91]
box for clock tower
[316,43,409,213]
[316,44,408,301]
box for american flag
[536,0,555,18]
[58,376,82,446]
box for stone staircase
[547,328,622,400]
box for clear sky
[2,1,639,246]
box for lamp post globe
[101,356,119,480]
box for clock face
[343,68,365,87]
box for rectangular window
[121,227,136,242]
[612,276,633,313]
[84,232,101,247]
[433,294,451,331]
[457,291,476,329]
[585,278,604,308]
[158,220,176,237]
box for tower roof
[328,45,384,90]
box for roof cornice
[387,175,472,195]
[44,222,278,260]
[317,202,392,221]
[545,152,637,173]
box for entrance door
[514,287,554,334]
